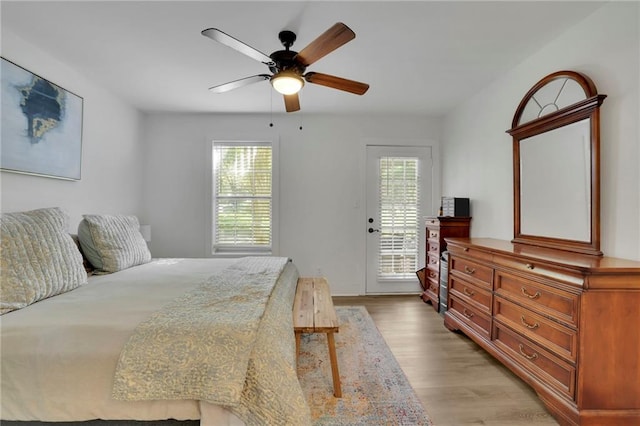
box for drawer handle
[521,287,541,299]
[462,309,474,319]
[463,248,469,252]
[464,266,476,274]
[518,344,539,361]
[525,263,535,270]
[463,287,475,297]
[520,315,540,330]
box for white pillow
[78,214,151,273]
[0,207,88,314]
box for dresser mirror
[507,71,607,256]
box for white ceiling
[2,1,605,116]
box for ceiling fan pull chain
[269,87,274,128]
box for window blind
[213,142,272,251]
[378,156,420,279]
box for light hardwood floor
[333,295,560,426]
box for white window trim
[208,138,279,257]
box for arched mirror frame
[507,70,607,256]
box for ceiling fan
[201,22,370,113]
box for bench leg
[326,332,342,398]
[295,331,302,364]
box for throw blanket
[112,257,311,425]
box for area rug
[297,305,433,425]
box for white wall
[142,113,441,295]
[0,30,146,231]
[5,1,636,297]
[442,2,640,260]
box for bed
[0,208,311,426]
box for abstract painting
[1,58,83,180]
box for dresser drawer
[450,276,491,314]
[494,296,577,363]
[425,267,438,282]
[493,323,576,400]
[446,243,493,263]
[426,217,439,227]
[428,240,440,253]
[427,228,440,240]
[425,278,439,308]
[492,255,584,287]
[427,277,439,294]
[449,295,491,339]
[495,271,579,327]
[450,256,493,289]
[427,253,440,271]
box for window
[212,141,275,254]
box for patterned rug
[297,305,433,425]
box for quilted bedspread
[112,257,311,425]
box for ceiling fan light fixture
[271,71,304,95]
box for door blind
[378,156,420,279]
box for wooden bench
[293,277,342,397]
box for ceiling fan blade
[305,72,369,95]
[284,93,300,112]
[296,23,355,67]
[209,75,270,93]
[202,28,274,65]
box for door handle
[368,228,380,233]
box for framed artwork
[1,57,83,180]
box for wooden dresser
[444,238,640,426]
[421,216,471,311]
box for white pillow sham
[78,214,151,273]
[0,207,88,314]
